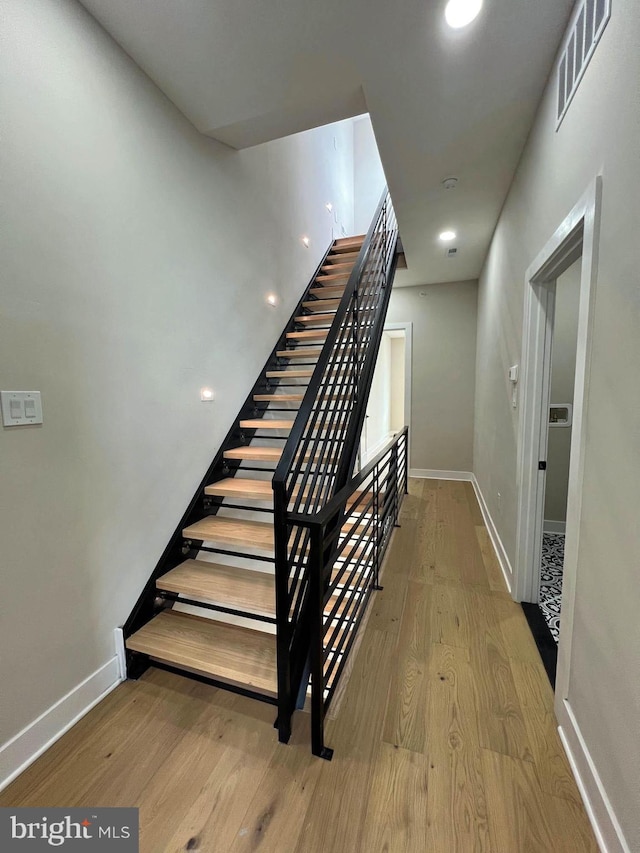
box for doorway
[361,323,412,464]
[515,178,601,700]
[538,258,581,646]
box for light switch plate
[1,391,43,426]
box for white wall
[363,333,391,460]
[0,0,356,770]
[353,116,386,235]
[544,259,580,525]
[387,281,477,472]
[473,1,640,847]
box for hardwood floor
[0,479,597,852]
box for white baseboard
[544,519,567,534]
[470,475,513,594]
[557,699,631,853]
[409,468,474,481]
[0,656,122,793]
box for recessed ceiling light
[200,387,214,401]
[445,0,483,29]
[302,236,310,248]
[439,230,457,242]
[266,293,277,307]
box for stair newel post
[273,479,292,744]
[403,429,409,495]
[392,439,400,528]
[309,523,332,760]
[373,463,381,591]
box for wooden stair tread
[321,262,354,273]
[334,235,365,248]
[239,419,294,430]
[183,516,274,550]
[205,477,273,500]
[126,611,277,697]
[276,346,323,359]
[265,368,313,379]
[302,298,341,311]
[205,477,371,509]
[294,314,335,325]
[316,275,349,286]
[315,271,351,282]
[223,446,282,462]
[286,329,329,341]
[309,285,347,297]
[254,392,304,402]
[318,263,351,273]
[325,251,359,263]
[157,560,275,617]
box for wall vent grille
[557,0,611,127]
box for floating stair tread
[223,446,282,462]
[126,611,277,697]
[321,265,354,277]
[286,329,329,341]
[302,299,341,312]
[157,560,275,618]
[239,419,294,430]
[265,369,314,379]
[276,346,323,359]
[205,477,273,501]
[205,478,370,508]
[183,516,274,550]
[321,262,354,273]
[294,314,336,326]
[316,271,351,282]
[334,235,365,248]
[316,273,349,286]
[325,251,359,263]
[309,285,347,298]
[254,392,304,402]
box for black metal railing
[272,189,400,746]
[290,427,408,757]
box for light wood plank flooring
[0,479,597,852]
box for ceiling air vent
[557,0,611,127]
[445,247,458,259]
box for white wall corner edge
[470,475,514,595]
[114,626,127,681]
[557,700,632,853]
[409,469,474,481]
[0,654,123,794]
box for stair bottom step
[126,610,277,697]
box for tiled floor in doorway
[540,532,565,641]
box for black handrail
[272,188,400,747]
[273,189,389,486]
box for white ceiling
[79,0,574,286]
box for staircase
[124,190,407,756]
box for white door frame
[514,177,601,702]
[360,322,412,466]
